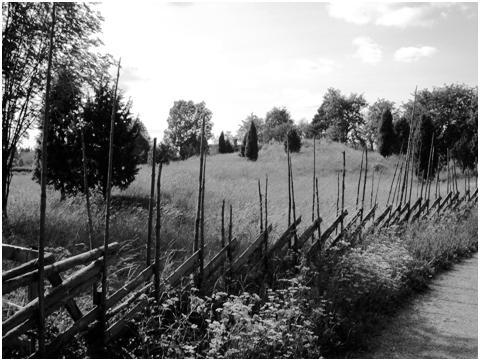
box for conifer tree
[218,131,226,153]
[245,122,259,161]
[377,109,396,157]
[415,114,437,179]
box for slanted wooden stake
[336,171,340,217]
[264,175,269,271]
[37,4,56,355]
[199,147,207,288]
[315,177,321,239]
[194,116,206,253]
[287,137,292,227]
[289,149,298,249]
[146,138,157,266]
[341,151,345,233]
[154,162,163,301]
[370,168,375,209]
[426,137,434,203]
[361,148,368,221]
[258,179,263,233]
[435,162,440,199]
[221,200,225,248]
[80,127,96,301]
[101,57,121,347]
[312,136,316,224]
[446,150,451,193]
[374,171,382,206]
[386,157,400,205]
[356,148,364,208]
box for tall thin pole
[221,200,225,248]
[315,177,321,239]
[312,136,316,224]
[37,3,56,355]
[447,150,451,193]
[289,149,298,249]
[336,171,340,217]
[264,175,268,271]
[199,147,207,288]
[287,137,292,227]
[370,169,375,209]
[361,148,368,220]
[341,151,345,233]
[374,171,382,205]
[356,149,364,209]
[258,179,263,233]
[101,57,121,346]
[194,116,206,252]
[387,157,400,205]
[154,162,163,301]
[146,138,157,266]
[80,128,94,251]
[81,127,95,300]
[426,136,435,202]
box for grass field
[3,139,462,277]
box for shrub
[284,127,302,153]
[239,133,247,157]
[245,122,258,161]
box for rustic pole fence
[289,148,298,250]
[258,179,263,233]
[361,148,368,221]
[312,137,316,242]
[386,157,400,205]
[199,145,207,289]
[146,138,157,266]
[315,177,321,239]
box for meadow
[4,139,458,277]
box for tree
[377,109,396,157]
[32,67,82,200]
[394,117,410,154]
[164,100,213,160]
[402,84,477,167]
[2,2,109,216]
[311,88,367,145]
[218,131,226,153]
[224,138,234,153]
[237,113,264,143]
[33,80,143,199]
[364,99,396,150]
[245,122,258,161]
[414,114,437,179]
[284,127,302,153]
[264,107,293,142]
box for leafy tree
[147,142,177,165]
[237,113,264,143]
[364,99,396,150]
[164,100,213,160]
[377,109,396,157]
[311,88,367,145]
[297,118,314,138]
[394,117,410,154]
[245,122,258,161]
[402,84,477,167]
[2,2,108,216]
[284,127,302,153]
[34,80,143,199]
[264,107,293,142]
[218,131,226,153]
[133,120,150,164]
[414,114,437,179]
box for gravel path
[359,253,478,359]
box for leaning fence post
[258,179,263,233]
[154,162,163,301]
[146,138,157,266]
[264,175,269,274]
[315,177,321,240]
[100,57,121,349]
[356,148,364,208]
[341,151,345,234]
[37,4,56,356]
[312,136,316,242]
[361,148,368,221]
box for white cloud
[327,3,446,28]
[394,46,437,63]
[353,37,382,64]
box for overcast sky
[37,2,479,144]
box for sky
[23,1,479,146]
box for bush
[284,127,302,153]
